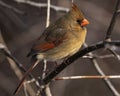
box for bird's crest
[70,3,85,20]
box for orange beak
[81,18,89,27]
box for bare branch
[0,0,24,14]
[46,0,51,27]
[84,42,120,96]
[0,31,36,95]
[105,0,120,40]
[107,48,120,62]
[41,0,52,96]
[92,59,120,96]
[1,0,119,95]
[14,0,69,12]
[55,75,120,80]
[82,54,115,59]
[71,0,74,3]
[23,83,28,96]
[43,40,120,85]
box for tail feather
[13,60,40,95]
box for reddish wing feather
[32,27,67,51]
[33,42,55,51]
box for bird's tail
[13,59,40,95]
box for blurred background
[0,0,120,96]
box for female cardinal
[14,3,89,94]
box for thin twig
[93,59,120,96]
[3,46,41,95]
[14,0,69,12]
[107,48,120,62]
[0,32,23,79]
[71,0,74,3]
[0,31,36,95]
[105,0,120,40]
[23,83,28,96]
[0,0,24,14]
[46,0,50,27]
[84,43,120,96]
[45,85,52,96]
[3,49,31,77]
[41,0,52,96]
[55,75,120,80]
[82,54,115,59]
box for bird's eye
[77,19,82,24]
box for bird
[14,3,89,95]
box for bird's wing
[27,25,67,57]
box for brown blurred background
[0,0,120,96]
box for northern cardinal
[14,3,89,94]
